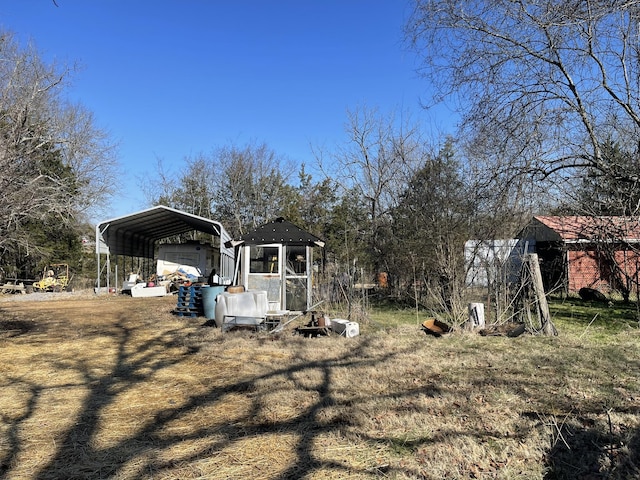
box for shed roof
[232,217,325,248]
[523,216,640,243]
[96,205,232,258]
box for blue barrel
[202,286,225,320]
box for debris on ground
[421,318,452,337]
[479,323,527,337]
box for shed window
[249,246,279,274]
[287,246,307,274]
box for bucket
[202,286,225,320]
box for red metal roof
[533,216,640,242]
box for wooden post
[527,253,557,336]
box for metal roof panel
[96,205,231,257]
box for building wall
[567,248,640,293]
[464,239,531,287]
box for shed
[227,217,325,312]
[95,205,234,290]
[464,239,535,288]
[518,216,640,296]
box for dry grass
[0,293,639,479]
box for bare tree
[0,31,118,263]
[209,142,294,237]
[139,156,183,210]
[144,142,294,238]
[55,104,119,217]
[320,106,427,274]
[407,0,640,192]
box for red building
[519,216,640,297]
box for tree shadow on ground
[3,300,640,479]
[543,413,640,479]
[1,307,415,479]
[31,317,194,479]
[0,318,39,338]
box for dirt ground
[0,290,155,310]
[0,290,175,340]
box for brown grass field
[0,292,639,479]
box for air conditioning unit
[330,318,360,338]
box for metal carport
[95,205,234,291]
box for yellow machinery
[32,264,70,292]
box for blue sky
[0,1,454,220]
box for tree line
[141,119,529,322]
[4,1,640,320]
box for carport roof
[96,205,230,258]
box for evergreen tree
[391,140,473,317]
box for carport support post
[96,224,111,294]
[97,253,111,294]
[96,225,101,292]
